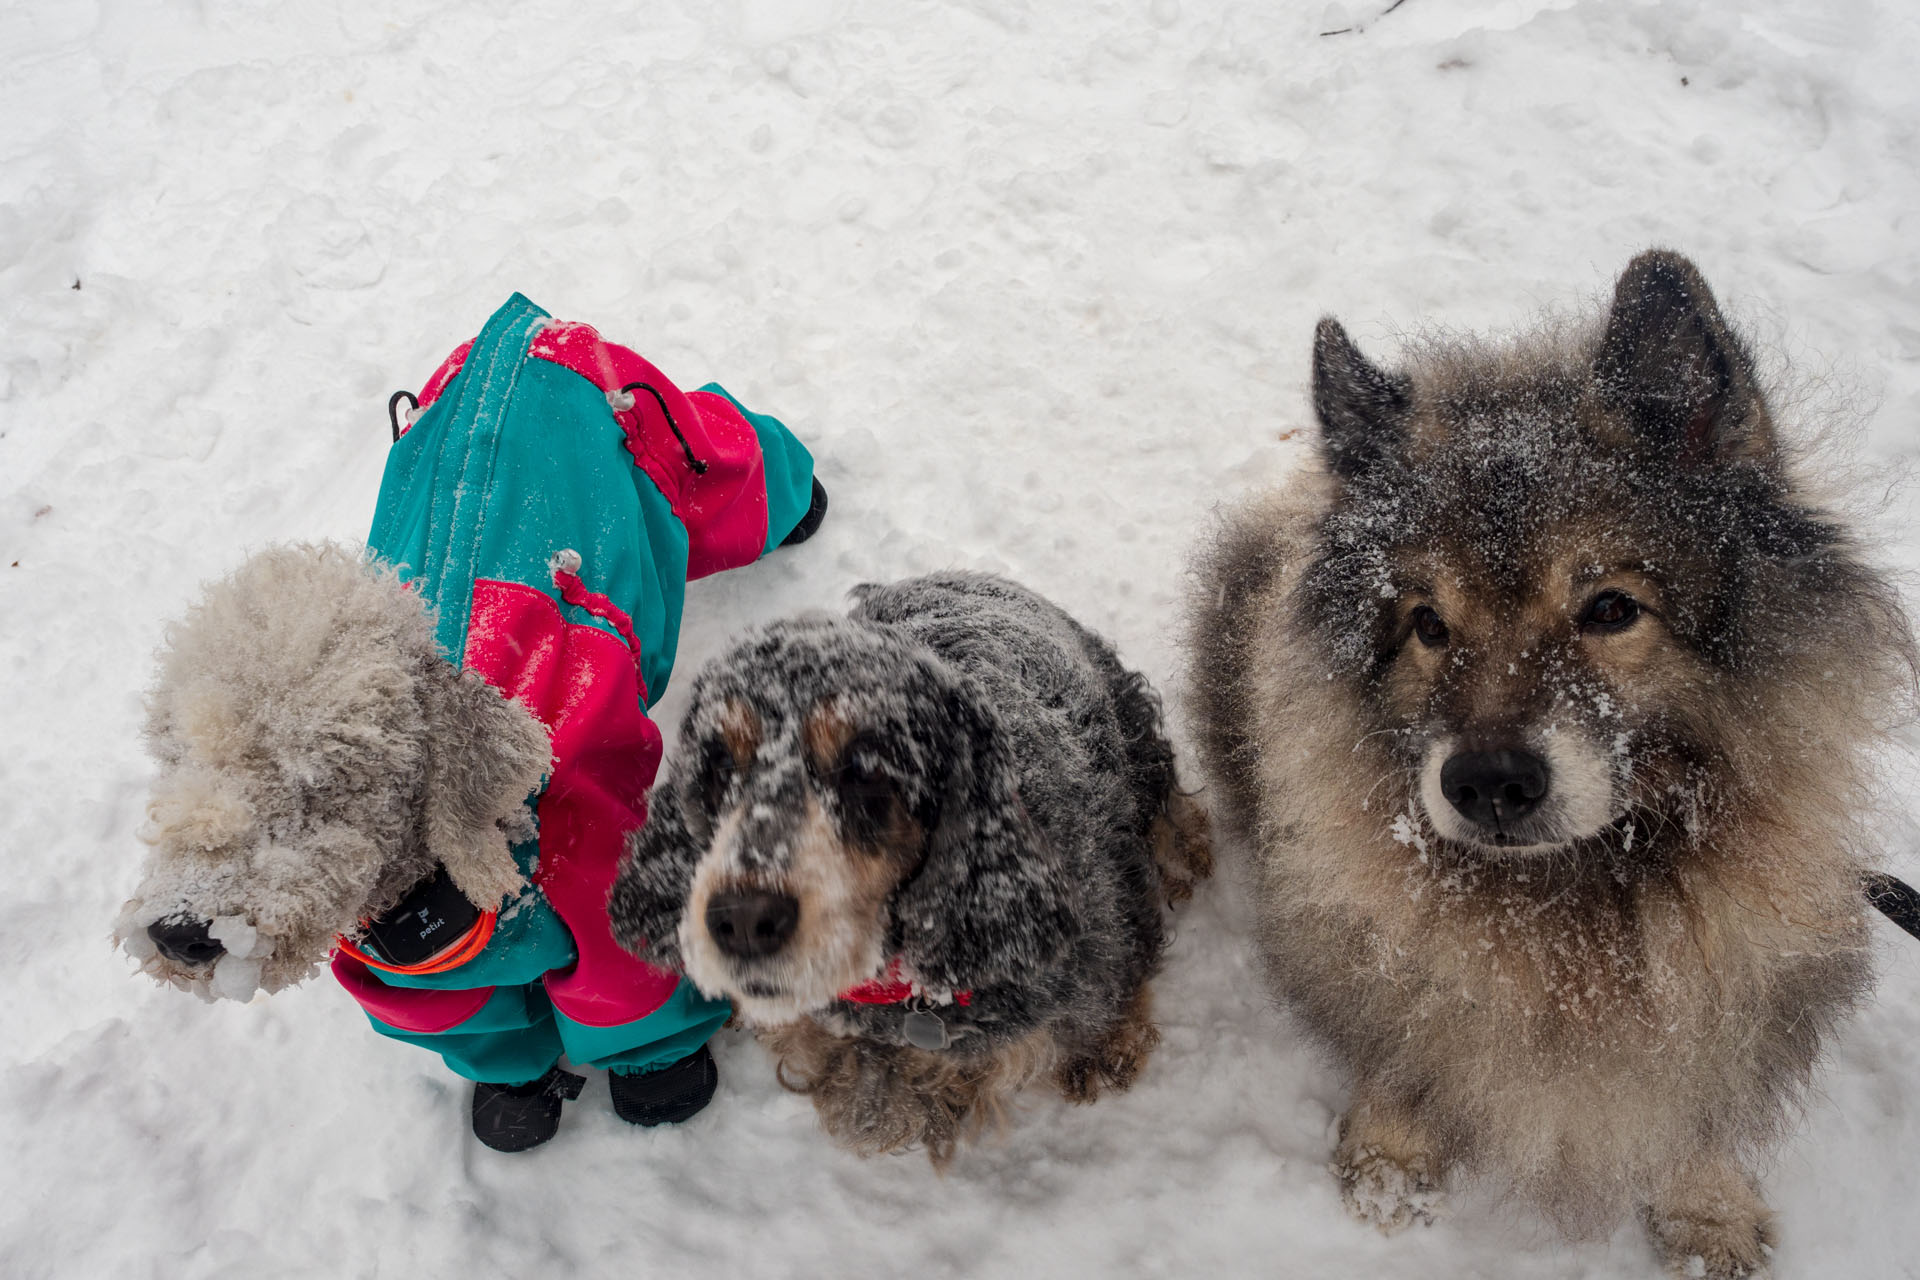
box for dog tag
[903,1009,950,1050]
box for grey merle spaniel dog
[610,572,1211,1164]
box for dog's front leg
[1645,1153,1775,1279]
[1331,1076,1448,1233]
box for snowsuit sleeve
[518,319,815,581]
[684,383,818,574]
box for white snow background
[4,0,1920,1276]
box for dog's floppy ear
[891,687,1079,991]
[1593,249,1774,466]
[609,774,700,968]
[1313,317,1412,480]
[418,662,549,909]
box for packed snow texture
[4,1,1919,1277]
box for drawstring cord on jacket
[389,381,707,478]
[616,381,708,475]
[387,390,419,443]
[547,549,650,699]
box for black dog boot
[780,477,830,547]
[609,1045,719,1127]
[471,1066,585,1152]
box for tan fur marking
[801,696,856,773]
[1053,983,1162,1103]
[1152,790,1214,905]
[803,694,925,868]
[719,697,761,767]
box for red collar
[838,956,972,1007]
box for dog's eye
[700,738,739,813]
[1581,590,1641,634]
[832,741,898,845]
[1411,605,1450,648]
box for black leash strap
[619,381,709,475]
[1866,872,1920,941]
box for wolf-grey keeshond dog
[1189,250,1914,1277]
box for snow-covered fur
[1188,251,1916,1276]
[611,571,1211,1165]
[116,542,551,998]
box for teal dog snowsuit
[329,294,818,1090]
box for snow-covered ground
[5,0,1920,1275]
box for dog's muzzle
[705,888,800,959]
[1439,748,1551,832]
[147,916,225,967]
[1421,731,1619,852]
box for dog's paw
[440,837,528,910]
[1648,1204,1776,1279]
[822,1060,973,1168]
[1334,1147,1446,1235]
[1646,1157,1776,1279]
[1054,989,1162,1103]
[1151,790,1214,906]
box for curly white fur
[116,542,551,998]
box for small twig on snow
[1320,0,1409,37]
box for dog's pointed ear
[1313,317,1412,480]
[1593,250,1774,466]
[891,688,1079,991]
[418,663,549,909]
[609,775,699,968]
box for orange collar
[334,910,498,976]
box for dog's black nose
[706,889,799,959]
[147,916,226,967]
[1440,749,1550,830]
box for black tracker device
[364,864,483,966]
